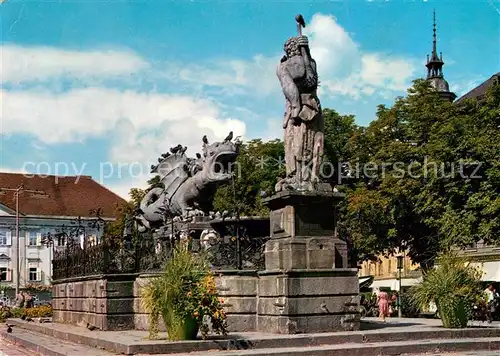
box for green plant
[25,284,52,293]
[400,293,420,318]
[0,306,35,322]
[141,241,227,340]
[410,253,483,328]
[23,305,53,318]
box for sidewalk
[362,316,500,329]
[0,338,35,356]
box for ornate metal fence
[204,222,269,270]
[50,211,270,280]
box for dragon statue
[135,132,240,232]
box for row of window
[0,230,94,247]
[0,230,45,246]
[361,257,413,277]
[0,267,42,282]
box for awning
[470,261,500,282]
[391,278,422,291]
[359,276,374,289]
[370,277,422,290]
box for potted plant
[141,241,228,340]
[410,253,483,328]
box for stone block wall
[132,271,258,332]
[131,270,358,333]
[133,273,166,331]
[215,271,258,332]
[52,269,359,333]
[51,274,135,331]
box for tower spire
[432,9,437,58]
[426,9,444,78]
[424,10,456,102]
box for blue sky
[1,0,499,198]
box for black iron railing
[50,209,269,280]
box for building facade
[0,173,126,289]
[358,253,422,291]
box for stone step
[5,318,500,355]
[141,338,500,356]
[0,328,114,356]
[1,325,499,356]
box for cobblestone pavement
[0,339,34,356]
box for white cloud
[0,44,149,84]
[167,13,417,100]
[304,13,360,76]
[2,88,233,141]
[1,87,246,167]
[165,54,279,97]
[105,174,151,201]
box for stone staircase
[1,318,499,356]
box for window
[0,267,8,282]
[27,232,42,247]
[0,230,11,246]
[28,232,37,246]
[29,268,41,282]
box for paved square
[0,339,34,356]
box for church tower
[425,10,456,102]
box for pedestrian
[390,293,397,316]
[485,284,499,323]
[377,289,389,322]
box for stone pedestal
[256,190,360,333]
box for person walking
[485,284,499,323]
[377,289,389,322]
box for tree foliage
[212,139,285,216]
[341,80,500,267]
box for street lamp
[396,255,404,318]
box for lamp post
[396,255,404,318]
[231,175,242,270]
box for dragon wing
[154,153,190,204]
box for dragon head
[201,132,240,182]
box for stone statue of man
[275,15,325,192]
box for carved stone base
[263,190,344,240]
[258,190,359,334]
[264,237,348,270]
[256,270,360,333]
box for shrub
[23,305,53,318]
[410,253,483,328]
[0,305,53,322]
[400,293,420,318]
[141,242,227,340]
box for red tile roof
[0,173,127,218]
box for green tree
[323,108,357,164]
[127,175,164,208]
[213,139,285,216]
[413,83,500,250]
[341,79,500,267]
